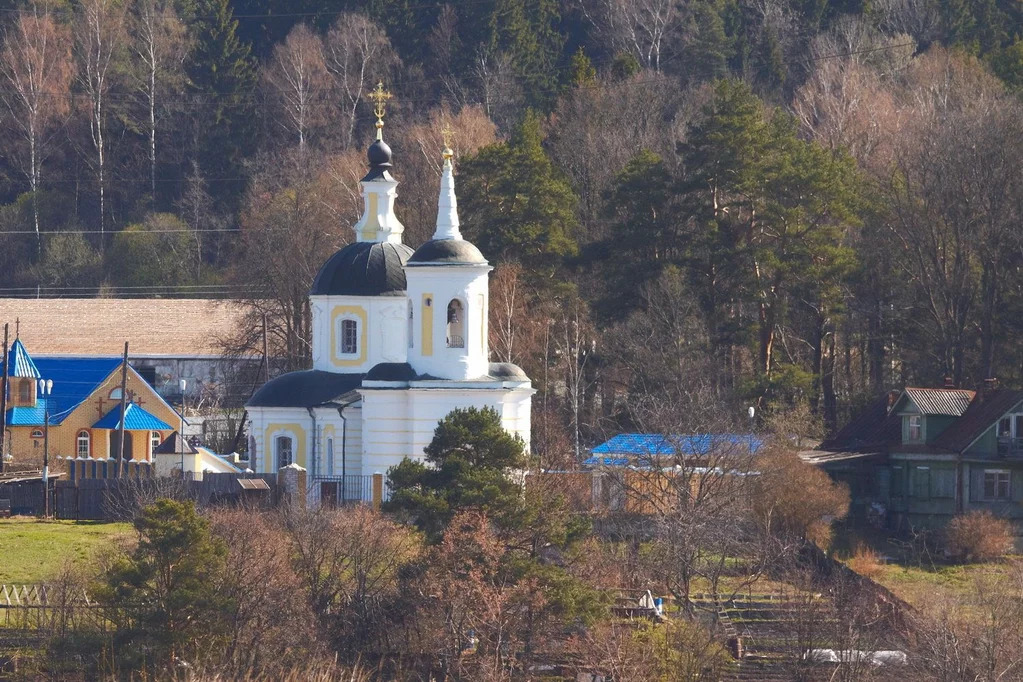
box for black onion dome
[363,139,393,180]
[311,241,414,296]
[489,362,530,381]
[407,239,488,265]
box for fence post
[278,464,307,509]
[591,471,603,512]
[372,472,383,510]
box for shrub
[944,511,1013,563]
[847,543,884,578]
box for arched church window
[446,299,465,348]
[151,431,162,453]
[339,318,359,355]
[408,309,414,349]
[77,431,90,458]
[327,437,334,476]
[109,388,122,400]
[276,435,294,469]
[31,429,43,439]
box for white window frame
[77,431,90,458]
[983,469,1011,501]
[275,435,294,469]
[907,415,922,442]
[336,315,360,357]
[151,431,162,454]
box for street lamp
[39,378,53,517]
[747,406,755,454]
[179,379,186,478]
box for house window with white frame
[77,431,90,458]
[338,318,359,356]
[151,431,162,453]
[276,435,294,469]
[983,469,1011,500]
[907,415,922,442]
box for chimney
[943,376,955,388]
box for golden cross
[441,121,454,160]
[370,81,392,137]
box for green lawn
[0,518,133,584]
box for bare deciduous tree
[75,0,127,244]
[323,13,398,151]
[129,0,187,204]
[577,0,684,72]
[0,5,74,253]
[263,23,330,156]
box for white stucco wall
[310,295,410,373]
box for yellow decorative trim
[419,294,431,357]
[331,305,368,367]
[361,193,380,241]
[264,423,307,472]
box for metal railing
[997,437,1023,457]
[307,474,388,507]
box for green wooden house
[807,384,1023,534]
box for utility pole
[0,322,8,474]
[116,342,129,478]
[262,312,270,384]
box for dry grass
[846,543,884,578]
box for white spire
[433,152,462,241]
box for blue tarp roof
[5,356,122,426]
[591,433,764,459]
[93,402,172,431]
[3,338,40,378]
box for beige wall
[6,365,179,463]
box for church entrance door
[109,431,134,460]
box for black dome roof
[311,241,414,296]
[247,370,363,408]
[363,139,393,180]
[489,362,530,381]
[407,239,487,265]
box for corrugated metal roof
[902,388,975,416]
[3,338,40,378]
[93,402,171,431]
[592,433,763,457]
[820,393,901,452]
[933,390,1023,453]
[152,431,196,454]
[4,356,122,426]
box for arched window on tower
[408,308,414,348]
[276,435,294,469]
[446,299,465,348]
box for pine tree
[185,0,256,197]
[459,110,579,280]
[386,407,527,540]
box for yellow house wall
[6,365,178,463]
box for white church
[245,106,533,499]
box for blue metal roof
[4,356,122,426]
[93,402,171,431]
[591,433,764,458]
[3,339,40,378]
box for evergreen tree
[569,46,596,87]
[386,406,527,541]
[459,111,579,280]
[186,0,256,198]
[686,1,732,84]
[96,499,230,670]
[597,149,678,319]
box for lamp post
[39,378,53,517]
[747,405,755,454]
[179,379,187,478]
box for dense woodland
[2,0,1023,444]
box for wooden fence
[53,473,277,521]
